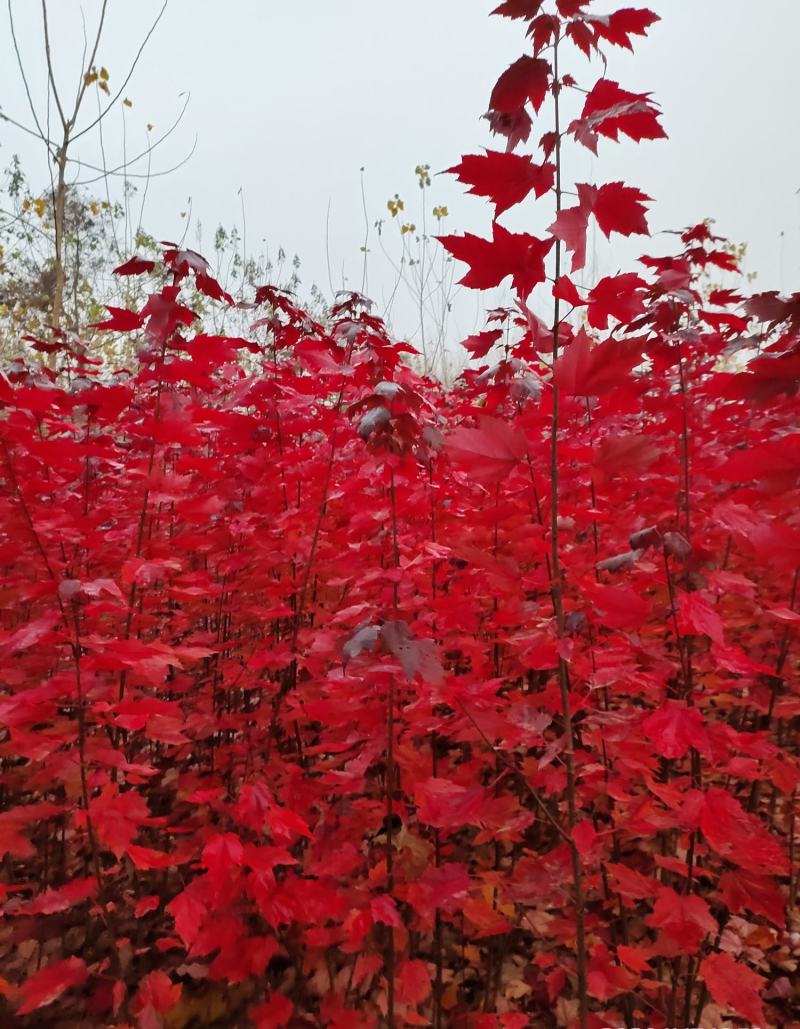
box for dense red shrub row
[1,2,799,1027]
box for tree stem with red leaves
[550,29,588,1029]
[384,465,402,1029]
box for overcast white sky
[2,1,799,353]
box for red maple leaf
[697,789,788,874]
[438,223,554,299]
[642,702,709,759]
[586,8,660,50]
[584,582,651,630]
[141,285,198,343]
[548,205,590,272]
[484,108,533,151]
[587,273,647,328]
[90,305,145,332]
[571,79,666,152]
[460,329,503,358]
[26,877,96,916]
[587,943,637,1000]
[445,415,528,482]
[397,959,433,1006]
[589,182,651,237]
[18,957,88,1015]
[617,945,653,974]
[167,887,207,949]
[407,862,470,924]
[677,591,725,644]
[489,56,551,114]
[446,151,554,216]
[202,832,245,883]
[645,887,715,955]
[593,433,661,479]
[88,786,150,857]
[717,870,786,927]
[557,0,589,15]
[549,185,650,272]
[113,255,156,276]
[552,275,586,308]
[131,971,182,1026]
[125,844,176,870]
[606,863,659,900]
[0,611,60,657]
[415,777,491,830]
[699,952,765,1025]
[529,13,560,55]
[552,331,643,395]
[492,0,544,18]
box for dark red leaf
[113,255,156,276]
[489,56,551,114]
[491,0,544,18]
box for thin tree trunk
[51,140,68,332]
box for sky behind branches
[2,0,798,357]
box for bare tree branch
[72,0,170,142]
[41,0,67,129]
[68,0,109,127]
[71,134,198,186]
[70,92,191,177]
[7,0,53,151]
[0,108,56,149]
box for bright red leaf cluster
[1,2,799,1027]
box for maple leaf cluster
[1,3,799,1028]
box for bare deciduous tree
[1,0,183,330]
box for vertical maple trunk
[549,31,588,1029]
[51,142,69,333]
[384,467,401,1028]
[428,459,444,1029]
[790,790,798,912]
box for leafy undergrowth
[2,3,800,1028]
